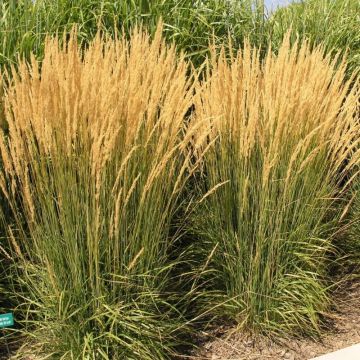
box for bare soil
[189,279,360,360]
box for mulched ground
[190,279,360,360]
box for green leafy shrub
[0,0,265,69]
[269,0,360,77]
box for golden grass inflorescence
[192,35,360,334]
[195,37,360,184]
[0,23,206,358]
[0,22,359,357]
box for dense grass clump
[191,38,360,336]
[0,25,204,359]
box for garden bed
[191,279,360,360]
[2,278,360,360]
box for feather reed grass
[191,36,360,335]
[0,24,203,359]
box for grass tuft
[0,23,203,359]
[191,36,360,336]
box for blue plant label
[0,313,14,328]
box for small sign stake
[0,313,14,329]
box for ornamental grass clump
[0,24,203,359]
[192,37,360,335]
